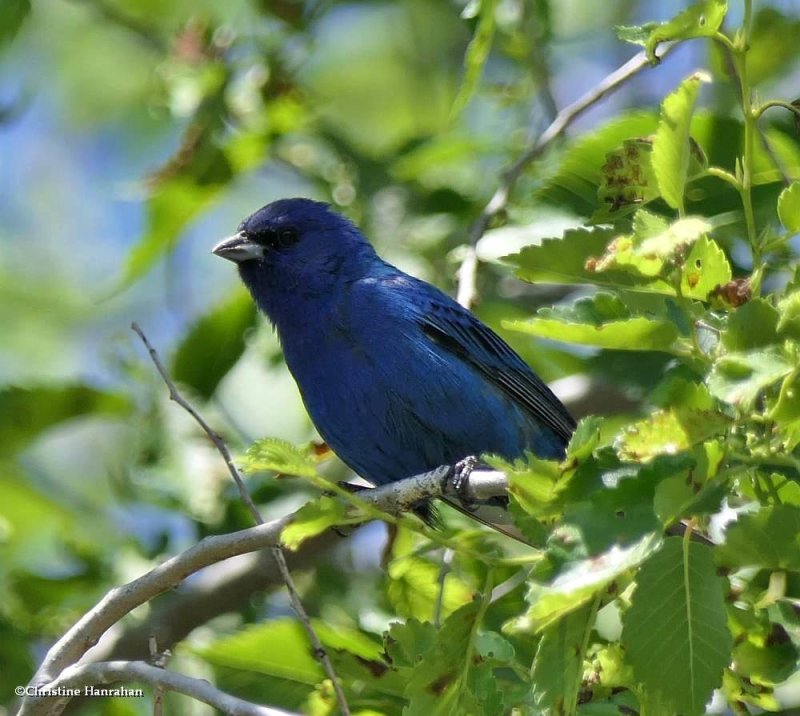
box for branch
[130,323,350,716]
[19,466,507,716]
[27,660,298,716]
[456,42,676,308]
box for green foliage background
[3,0,800,714]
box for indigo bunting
[213,198,575,528]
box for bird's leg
[445,455,480,509]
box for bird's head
[213,198,377,318]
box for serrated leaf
[531,603,593,712]
[617,0,727,62]
[505,293,680,351]
[507,533,662,633]
[172,289,257,400]
[590,214,710,278]
[778,181,800,232]
[679,236,732,300]
[281,497,347,550]
[615,407,730,462]
[716,505,800,570]
[0,385,131,457]
[404,601,484,716]
[505,227,617,286]
[566,416,604,462]
[385,619,438,669]
[242,438,318,478]
[622,538,732,716]
[653,73,710,211]
[707,347,792,407]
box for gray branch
[26,660,298,716]
[18,465,509,716]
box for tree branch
[28,660,299,716]
[130,323,350,716]
[456,42,676,308]
[19,466,508,716]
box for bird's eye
[277,228,298,248]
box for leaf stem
[753,99,800,120]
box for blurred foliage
[3,0,800,714]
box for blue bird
[213,198,575,532]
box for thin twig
[131,323,262,523]
[130,323,351,716]
[32,660,299,716]
[456,42,675,308]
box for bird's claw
[446,455,479,509]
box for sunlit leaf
[242,438,318,478]
[679,235,732,300]
[505,293,680,351]
[617,1,727,62]
[281,497,348,550]
[450,0,497,118]
[652,73,710,211]
[507,533,662,633]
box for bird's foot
[446,455,480,509]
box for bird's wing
[417,294,576,445]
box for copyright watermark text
[16,685,144,698]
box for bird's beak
[211,231,265,263]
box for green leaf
[778,181,800,232]
[530,603,593,712]
[196,619,323,683]
[536,112,659,217]
[507,533,662,633]
[385,618,438,670]
[590,214,711,278]
[505,293,680,352]
[707,347,792,408]
[615,404,730,462]
[281,497,348,550]
[734,632,799,686]
[172,289,257,400]
[722,297,779,351]
[617,0,728,62]
[387,550,473,621]
[0,385,131,457]
[593,138,660,222]
[242,438,318,478]
[450,0,497,118]
[566,416,604,462]
[505,227,617,286]
[652,73,710,211]
[622,538,732,716]
[716,505,800,570]
[404,601,486,716]
[679,236,732,301]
